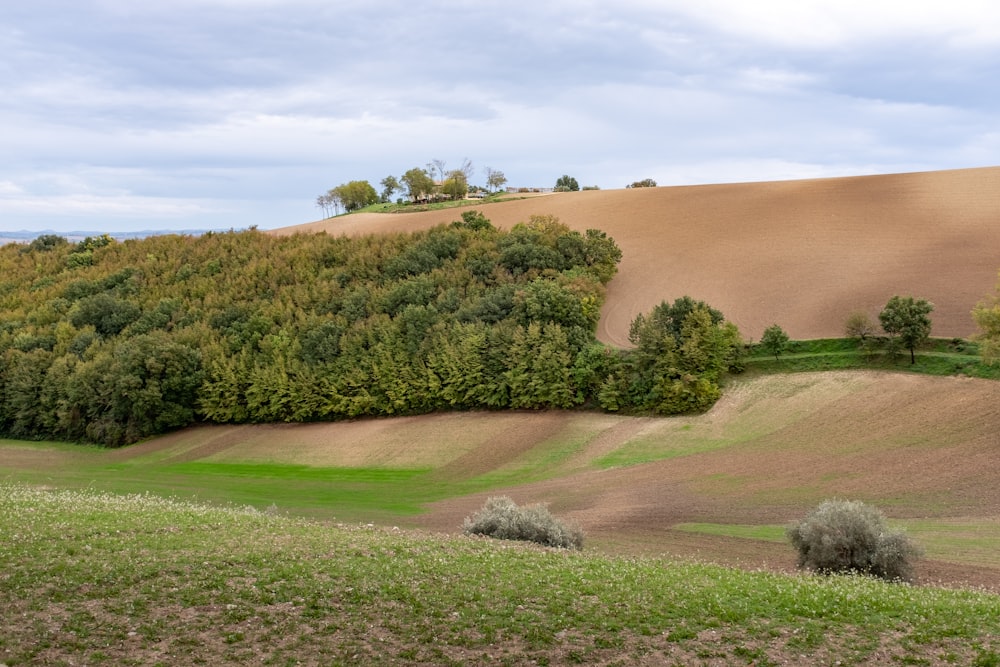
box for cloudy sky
[2,1,999,234]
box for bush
[463,496,583,549]
[787,499,921,581]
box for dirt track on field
[275,167,1000,342]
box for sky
[2,1,999,234]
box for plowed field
[276,167,1000,342]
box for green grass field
[2,484,997,666]
[743,337,1000,380]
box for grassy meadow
[2,484,999,666]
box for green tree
[379,175,401,203]
[629,296,724,347]
[401,167,436,203]
[626,178,657,188]
[879,295,933,364]
[760,324,790,361]
[484,166,507,193]
[555,175,579,192]
[623,299,741,415]
[440,170,468,200]
[24,234,68,253]
[70,293,141,337]
[331,180,378,212]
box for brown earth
[275,166,1000,342]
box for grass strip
[1,484,997,666]
[743,337,1000,379]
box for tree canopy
[626,179,657,188]
[760,324,790,361]
[401,167,437,202]
[0,215,636,446]
[879,295,933,364]
[555,175,579,192]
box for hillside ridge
[276,166,1000,341]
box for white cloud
[1,1,998,232]
[649,0,1000,49]
[0,181,25,196]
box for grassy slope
[2,484,998,666]
[4,369,1000,579]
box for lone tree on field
[879,295,933,364]
[555,175,579,192]
[760,324,790,361]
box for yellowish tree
[973,272,1000,364]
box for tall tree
[380,175,401,203]
[430,158,447,182]
[457,157,474,181]
[484,166,507,193]
[879,295,933,364]
[316,191,342,217]
[441,170,468,200]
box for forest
[0,211,742,446]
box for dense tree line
[0,213,743,446]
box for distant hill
[0,228,223,245]
[275,167,1000,341]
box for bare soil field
[276,167,1000,342]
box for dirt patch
[274,167,1000,341]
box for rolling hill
[276,166,1000,343]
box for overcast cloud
[2,0,999,233]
